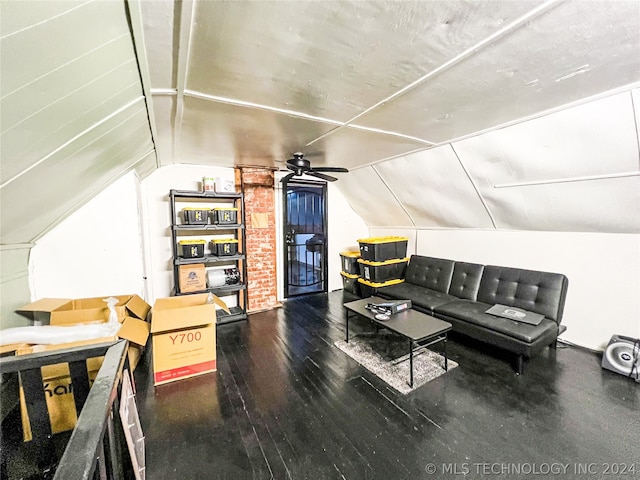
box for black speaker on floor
[601,334,640,381]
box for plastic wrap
[0,297,122,346]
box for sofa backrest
[405,255,454,293]
[477,265,569,323]
[449,262,484,301]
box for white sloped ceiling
[334,167,412,227]
[0,0,156,244]
[373,147,494,228]
[356,1,640,143]
[452,92,640,233]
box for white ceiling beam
[173,0,196,163]
[450,144,497,229]
[494,171,640,189]
[126,0,160,168]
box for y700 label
[169,332,202,344]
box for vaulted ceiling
[2,0,639,244]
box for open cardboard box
[15,295,151,440]
[16,294,151,367]
[17,294,151,326]
[16,293,151,359]
[151,293,229,386]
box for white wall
[1,244,33,328]
[139,164,237,304]
[371,227,640,351]
[29,171,145,300]
[24,165,369,319]
[326,182,369,292]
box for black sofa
[375,255,569,374]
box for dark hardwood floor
[134,291,639,480]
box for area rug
[335,331,458,394]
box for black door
[283,180,328,297]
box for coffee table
[344,296,452,387]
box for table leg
[409,339,414,388]
[443,335,448,371]
[345,309,349,343]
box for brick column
[238,167,279,312]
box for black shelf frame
[172,224,245,231]
[174,254,246,266]
[169,189,248,325]
[171,189,242,200]
[216,306,248,323]
[174,283,247,297]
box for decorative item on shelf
[216,177,235,192]
[202,177,215,192]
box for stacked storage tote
[339,251,361,297]
[357,236,409,297]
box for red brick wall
[238,167,279,312]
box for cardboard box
[17,337,113,442]
[17,332,149,442]
[179,263,207,293]
[14,295,151,440]
[151,293,229,386]
[16,294,151,326]
[15,295,151,360]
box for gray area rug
[335,331,458,394]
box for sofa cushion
[449,262,484,300]
[404,256,454,293]
[434,300,558,344]
[377,282,457,312]
[477,265,569,323]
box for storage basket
[212,208,238,225]
[340,271,361,297]
[357,278,404,298]
[358,257,408,283]
[178,240,206,258]
[182,208,211,225]
[339,251,360,275]
[357,236,408,262]
[210,238,238,256]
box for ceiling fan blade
[280,173,295,183]
[306,171,338,182]
[312,167,349,173]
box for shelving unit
[169,189,248,324]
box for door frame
[281,178,328,298]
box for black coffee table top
[344,296,452,341]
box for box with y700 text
[151,293,229,386]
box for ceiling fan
[280,152,349,183]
